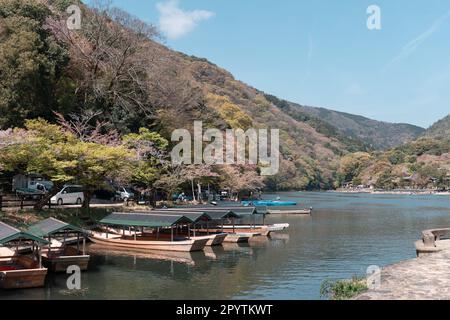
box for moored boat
[89,231,207,252]
[0,222,48,289]
[89,212,209,252]
[241,200,297,207]
[27,218,90,272]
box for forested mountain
[423,115,450,138]
[0,0,444,192]
[335,114,450,190]
[278,102,425,150]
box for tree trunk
[191,179,195,202]
[33,182,63,210]
[82,190,93,215]
[197,183,202,204]
[150,190,156,207]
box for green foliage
[320,277,368,300]
[264,93,371,153]
[0,0,70,128]
[123,128,168,189]
[206,93,253,130]
[0,119,133,207]
[336,152,371,187]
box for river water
[1,192,450,300]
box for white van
[50,185,84,205]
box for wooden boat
[89,231,208,252]
[0,222,48,290]
[160,207,278,236]
[27,218,90,272]
[223,233,252,243]
[268,208,312,215]
[91,212,214,252]
[88,244,198,266]
[148,211,228,247]
[157,228,227,246]
[218,226,271,236]
[0,254,48,289]
[41,242,90,272]
[103,225,227,247]
[241,200,297,206]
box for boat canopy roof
[161,209,241,220]
[100,212,194,228]
[0,221,49,245]
[172,206,268,215]
[150,211,211,223]
[27,217,84,238]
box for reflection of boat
[241,200,297,207]
[269,233,290,242]
[0,222,48,289]
[221,243,253,255]
[27,218,90,272]
[89,213,208,252]
[87,244,198,266]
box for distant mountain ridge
[278,102,425,150]
[423,114,450,138]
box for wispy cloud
[156,0,215,40]
[300,33,314,85]
[383,10,450,72]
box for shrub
[320,277,368,300]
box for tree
[123,127,168,203]
[218,165,264,200]
[182,165,218,203]
[153,164,184,202]
[0,119,133,211]
[335,152,372,187]
[0,0,69,128]
[47,0,161,133]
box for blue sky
[103,0,450,128]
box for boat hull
[223,234,251,243]
[42,246,90,272]
[241,200,297,206]
[0,256,47,289]
[42,255,90,272]
[0,268,48,289]
[201,234,227,246]
[220,226,271,236]
[88,232,208,252]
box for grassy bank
[0,206,134,229]
[320,277,368,300]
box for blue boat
[241,200,297,207]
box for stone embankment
[356,228,450,300]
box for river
[1,192,449,300]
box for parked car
[50,185,84,205]
[115,187,135,202]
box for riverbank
[0,206,119,229]
[333,189,450,196]
[355,250,450,300]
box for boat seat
[0,265,18,271]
